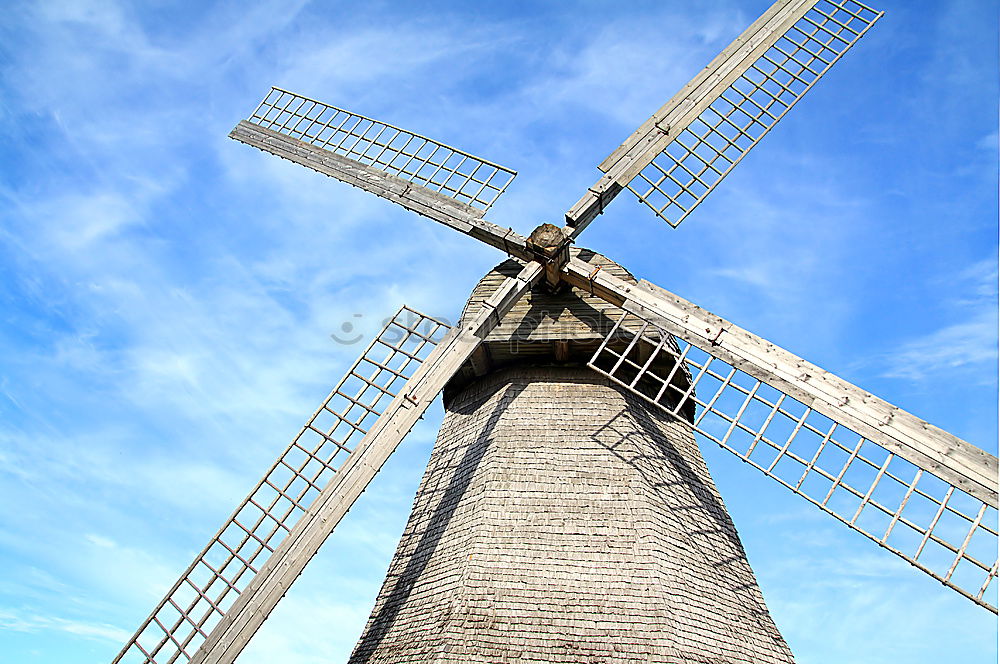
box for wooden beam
[566,0,818,237]
[469,342,493,376]
[230,120,535,263]
[562,256,999,508]
[565,0,815,232]
[563,0,889,236]
[190,261,545,664]
[598,0,814,177]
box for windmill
[111,1,998,662]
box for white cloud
[0,609,130,644]
[84,534,116,549]
[882,258,998,382]
[520,9,749,127]
[882,309,997,382]
[978,131,998,153]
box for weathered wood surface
[564,0,883,235]
[564,0,815,234]
[598,0,814,176]
[349,367,795,663]
[189,261,544,664]
[229,120,535,262]
[562,256,999,508]
[448,249,689,403]
[462,249,637,343]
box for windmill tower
[347,251,795,663]
[111,1,998,663]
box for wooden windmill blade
[562,257,999,612]
[230,88,536,262]
[111,260,543,664]
[565,0,882,235]
[110,306,451,664]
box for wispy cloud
[747,514,997,664]
[0,609,130,644]
[882,309,997,381]
[881,258,998,382]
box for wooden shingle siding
[448,249,691,406]
[349,368,794,663]
[460,248,640,344]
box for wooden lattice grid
[113,306,450,664]
[246,87,516,212]
[627,0,881,227]
[589,311,999,613]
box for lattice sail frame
[625,0,880,227]
[113,307,450,664]
[247,87,516,213]
[588,311,999,613]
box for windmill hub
[526,222,566,257]
[526,222,570,290]
[444,249,694,424]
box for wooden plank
[351,364,797,660]
[460,250,641,346]
[189,261,544,664]
[565,0,829,234]
[230,121,535,263]
[598,0,809,173]
[610,4,818,188]
[608,5,883,230]
[469,344,493,376]
[562,256,999,507]
[565,0,815,232]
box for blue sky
[0,1,996,663]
